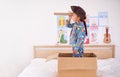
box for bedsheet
[18,58,120,77]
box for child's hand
[73,50,78,54]
[66,12,73,26]
[68,12,73,20]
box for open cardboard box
[57,53,97,77]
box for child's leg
[78,48,84,57]
[72,48,83,57]
[72,47,83,57]
[72,47,78,57]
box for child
[66,6,87,57]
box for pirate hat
[71,6,86,20]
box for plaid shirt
[67,22,86,56]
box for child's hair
[81,19,87,36]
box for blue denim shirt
[67,22,86,55]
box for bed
[18,45,120,77]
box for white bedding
[18,58,120,77]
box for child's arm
[66,13,74,28]
[66,20,74,28]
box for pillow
[46,53,59,62]
[31,58,46,64]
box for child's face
[72,13,80,22]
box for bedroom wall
[0,0,120,77]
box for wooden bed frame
[33,44,115,59]
[34,45,72,58]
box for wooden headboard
[34,45,72,58]
[33,44,115,59]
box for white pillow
[31,58,46,64]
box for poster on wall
[89,16,99,44]
[56,15,70,45]
[98,12,109,27]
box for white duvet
[18,58,120,77]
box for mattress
[18,58,120,77]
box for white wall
[0,0,120,77]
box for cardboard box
[57,53,97,77]
[58,70,96,77]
